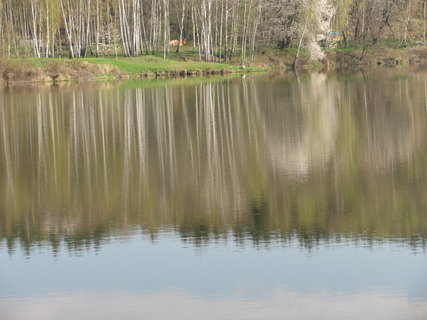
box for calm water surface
[1,69,427,319]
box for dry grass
[0,59,123,85]
[0,60,46,82]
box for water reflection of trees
[0,72,426,253]
[264,73,339,181]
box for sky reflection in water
[1,235,427,320]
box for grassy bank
[251,41,427,71]
[0,54,263,86]
[2,41,427,86]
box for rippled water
[1,70,427,319]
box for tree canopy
[0,0,425,62]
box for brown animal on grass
[169,39,187,47]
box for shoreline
[0,68,247,87]
[0,56,263,87]
[2,44,427,87]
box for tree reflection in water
[1,71,427,254]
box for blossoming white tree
[265,0,335,69]
[302,0,336,60]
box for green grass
[22,48,265,75]
[81,56,257,74]
[329,45,363,52]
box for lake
[1,69,427,320]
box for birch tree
[0,0,423,61]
